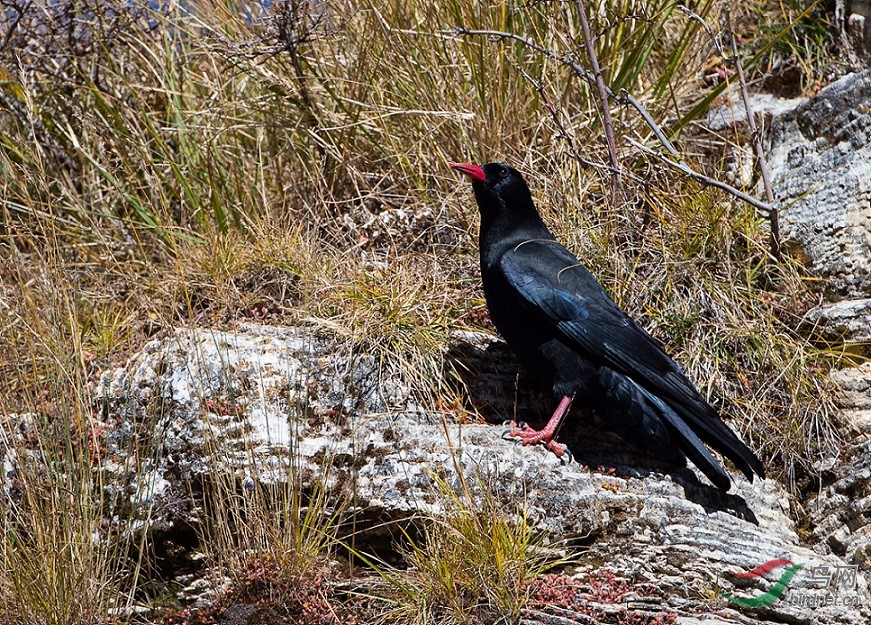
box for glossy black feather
[467,162,764,490]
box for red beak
[450,162,486,182]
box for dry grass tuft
[359,475,565,625]
[197,454,348,583]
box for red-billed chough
[450,161,764,491]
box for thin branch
[0,0,32,51]
[444,28,603,92]
[573,0,621,197]
[678,3,725,57]
[618,89,681,158]
[447,26,777,222]
[725,5,780,260]
[627,138,775,215]
[518,67,646,184]
[517,68,579,157]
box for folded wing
[500,240,764,484]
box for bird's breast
[481,266,555,374]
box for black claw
[501,419,516,427]
[501,429,518,441]
[560,448,574,465]
[517,421,528,429]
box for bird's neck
[479,203,553,269]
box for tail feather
[639,385,732,491]
[670,398,765,482]
[596,369,683,465]
[595,368,763,491]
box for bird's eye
[498,169,509,179]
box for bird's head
[449,162,536,220]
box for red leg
[509,395,573,457]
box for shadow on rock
[447,333,759,523]
[446,332,550,425]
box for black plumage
[451,161,764,491]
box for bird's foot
[503,421,570,461]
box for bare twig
[617,89,681,158]
[518,67,640,184]
[273,0,331,177]
[444,28,602,90]
[678,4,725,57]
[627,138,775,214]
[573,0,621,197]
[517,68,580,157]
[0,0,31,51]
[725,6,780,260]
[446,26,777,221]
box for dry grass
[0,314,136,623]
[357,475,565,625]
[0,0,850,621]
[197,453,348,584]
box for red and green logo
[720,558,805,607]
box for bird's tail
[597,369,759,491]
[671,396,766,485]
[639,386,732,491]
[595,369,684,465]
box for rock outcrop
[678,67,871,624]
[93,323,870,624]
[765,71,871,298]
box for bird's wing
[500,240,763,480]
[500,240,682,391]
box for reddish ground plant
[159,555,365,625]
[528,570,677,625]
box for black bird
[450,161,764,491]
